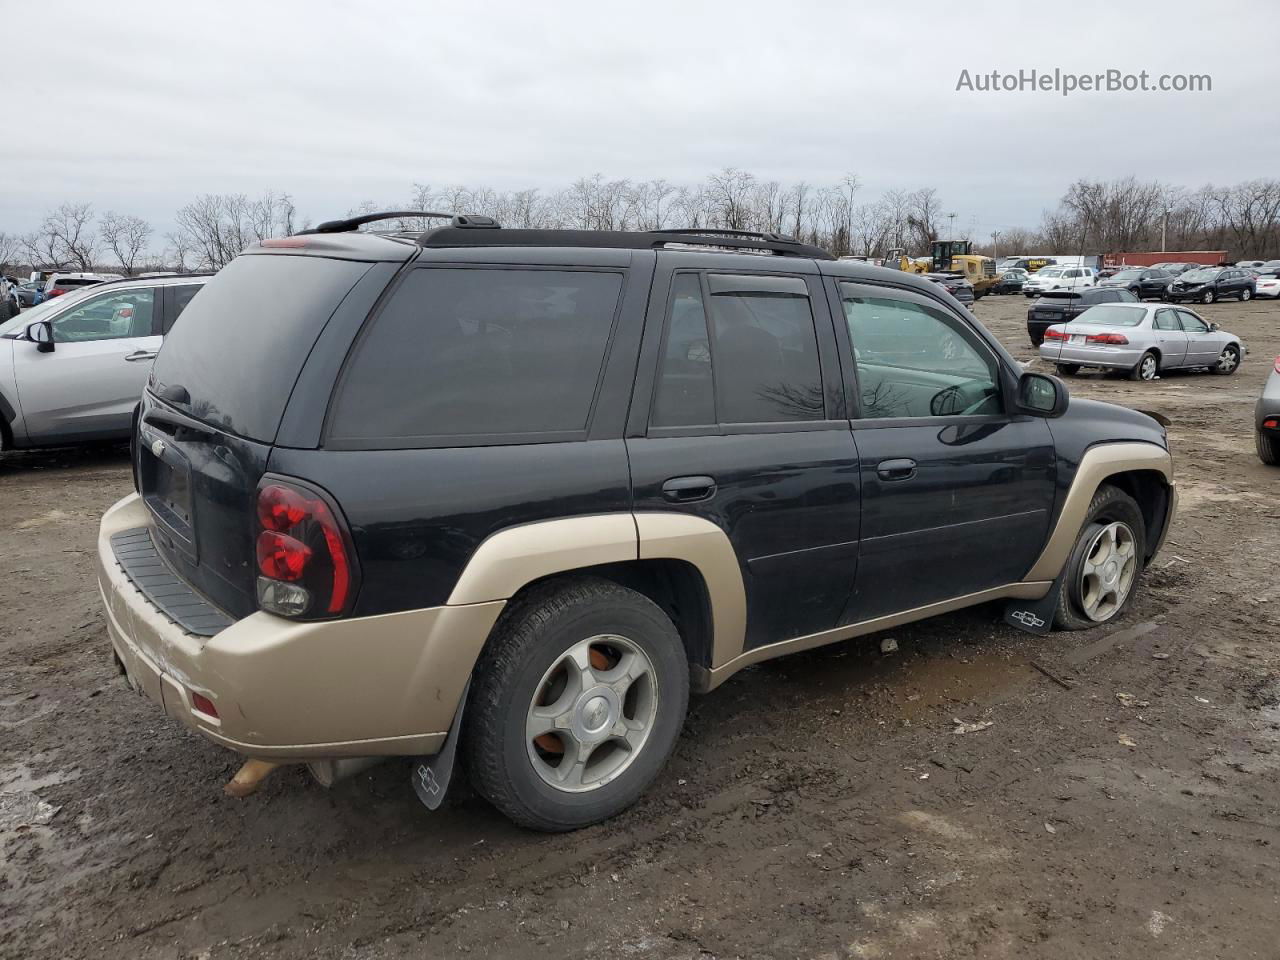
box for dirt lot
[2,293,1279,960]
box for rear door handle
[124,350,158,362]
[876,458,917,482]
[661,475,717,503]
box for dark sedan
[1026,287,1139,346]
[1099,267,1173,300]
[991,268,1028,294]
[924,272,975,309]
[1165,267,1256,304]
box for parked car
[1023,265,1096,297]
[42,272,121,299]
[1235,260,1266,270]
[1253,269,1280,299]
[0,275,206,452]
[1026,287,1139,346]
[1164,266,1255,304]
[1005,257,1057,273]
[16,279,46,307]
[1255,259,1280,275]
[96,214,1176,831]
[0,277,20,320]
[991,268,1028,295]
[1097,265,1125,280]
[1039,302,1244,381]
[1149,262,1200,276]
[923,271,975,308]
[1256,355,1280,465]
[1098,267,1173,300]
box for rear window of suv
[327,267,624,446]
[151,254,371,442]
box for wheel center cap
[1103,560,1119,582]
[580,694,612,734]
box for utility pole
[992,231,1000,261]
[1160,208,1170,253]
[947,212,957,238]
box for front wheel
[464,577,689,831]
[1213,344,1241,375]
[1131,351,1159,382]
[1201,290,1216,304]
[1055,485,1146,630]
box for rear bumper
[97,493,504,760]
[1038,343,1144,369]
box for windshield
[1071,305,1147,327]
[0,284,102,337]
[1180,268,1220,282]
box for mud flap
[411,680,469,811]
[1003,577,1063,636]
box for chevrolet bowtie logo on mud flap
[1010,610,1046,629]
[414,763,443,800]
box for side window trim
[829,279,1014,423]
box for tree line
[4,172,1280,276]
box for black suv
[1026,287,1139,345]
[1166,267,1255,304]
[97,214,1177,831]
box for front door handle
[124,350,158,362]
[661,475,717,503]
[876,458,917,482]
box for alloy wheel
[1139,355,1158,380]
[1078,521,1138,622]
[1217,346,1239,373]
[525,634,658,793]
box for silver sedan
[1257,356,1280,464]
[1038,302,1245,382]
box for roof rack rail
[301,211,501,235]
[652,227,802,244]
[418,227,833,260]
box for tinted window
[651,274,714,428]
[706,275,823,423]
[52,288,155,342]
[171,284,201,321]
[840,287,1001,419]
[329,267,622,443]
[1178,311,1209,333]
[49,277,101,289]
[152,254,370,442]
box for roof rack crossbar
[302,211,501,235]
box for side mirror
[1208,322,1220,332]
[1017,371,1069,418]
[26,320,54,352]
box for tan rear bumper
[97,493,505,760]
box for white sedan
[1254,272,1280,299]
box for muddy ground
[2,293,1279,960]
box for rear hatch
[135,249,391,618]
[1029,291,1081,322]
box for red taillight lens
[190,692,219,718]
[1264,418,1279,430]
[256,530,311,581]
[1044,328,1067,341]
[254,479,356,617]
[1086,333,1129,345]
[1273,355,1280,375]
[258,484,310,531]
[50,287,65,297]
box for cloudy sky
[2,0,1273,241]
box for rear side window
[328,267,623,444]
[152,255,370,442]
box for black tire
[1130,350,1159,382]
[1257,429,1280,466]
[464,576,689,832]
[0,297,13,323]
[1241,288,1253,302]
[1056,363,1081,376]
[1201,289,1216,304]
[1212,343,1241,376]
[1054,484,1147,631]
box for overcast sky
[2,0,1273,241]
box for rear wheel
[1213,344,1240,375]
[1241,288,1253,301]
[464,577,689,831]
[1131,351,1159,381]
[1055,363,1081,376]
[1055,485,1146,631]
[1257,429,1280,466]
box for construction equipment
[881,248,930,274]
[930,240,998,298]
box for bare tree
[0,232,21,274]
[99,212,153,275]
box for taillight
[1264,418,1279,430]
[254,478,357,618]
[1044,328,1068,341]
[50,287,65,297]
[1086,333,1129,345]
[1273,355,1280,375]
